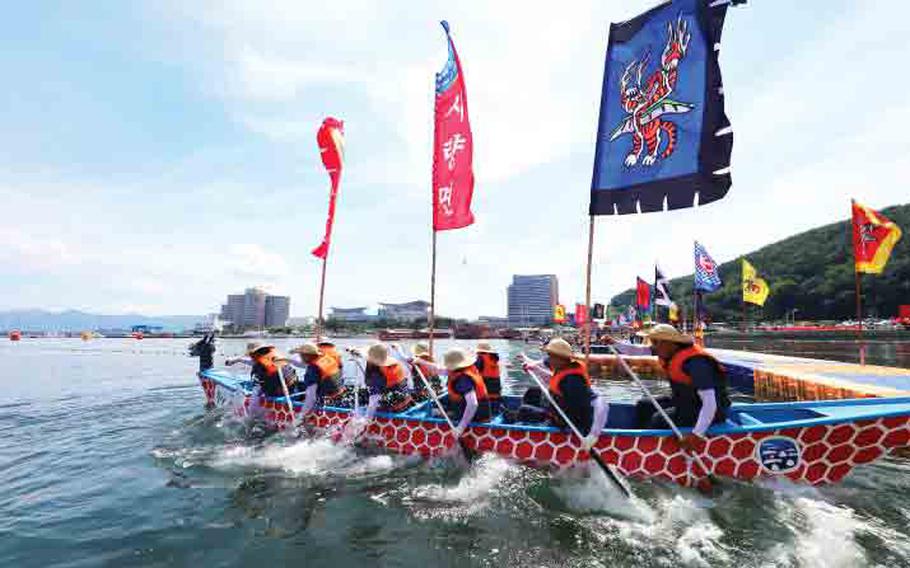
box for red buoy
[9,330,21,341]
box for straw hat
[366,343,396,367]
[290,343,321,357]
[645,324,694,345]
[475,341,496,354]
[443,348,473,371]
[411,342,431,358]
[316,338,335,346]
[246,341,275,356]
[543,338,576,360]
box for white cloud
[227,243,291,280]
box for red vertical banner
[432,21,474,231]
[312,117,345,259]
[635,277,651,311]
[575,304,588,326]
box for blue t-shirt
[452,375,477,397]
[301,364,321,389]
[682,357,721,391]
[365,364,387,396]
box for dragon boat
[199,369,910,488]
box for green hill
[609,203,910,322]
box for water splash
[789,497,865,568]
[549,464,655,522]
[412,453,514,507]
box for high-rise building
[507,274,558,326]
[265,295,290,327]
[220,288,290,329]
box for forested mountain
[610,203,910,322]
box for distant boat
[8,330,21,341]
[80,331,93,341]
[377,328,452,341]
[131,331,144,340]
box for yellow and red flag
[553,304,567,324]
[742,258,770,306]
[852,200,902,274]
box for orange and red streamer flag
[312,117,345,260]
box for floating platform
[587,348,910,401]
[711,349,910,401]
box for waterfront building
[378,301,430,322]
[478,316,509,329]
[328,307,375,322]
[507,275,558,326]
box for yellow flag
[668,302,680,323]
[553,304,567,323]
[742,258,770,306]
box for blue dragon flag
[694,240,722,292]
[590,0,733,215]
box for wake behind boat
[198,368,910,488]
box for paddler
[641,324,731,451]
[288,342,348,414]
[188,333,216,373]
[473,342,502,413]
[351,343,414,416]
[408,342,443,399]
[442,347,492,437]
[225,342,298,397]
[521,338,608,451]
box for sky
[1,1,908,319]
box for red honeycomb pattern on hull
[198,378,910,487]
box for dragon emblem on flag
[610,15,694,168]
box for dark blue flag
[590,0,733,215]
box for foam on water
[789,497,865,568]
[411,453,513,508]
[612,493,729,567]
[549,464,655,522]
[204,433,411,481]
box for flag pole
[428,228,438,359]
[741,300,747,333]
[854,269,865,365]
[851,198,865,366]
[315,255,327,342]
[584,215,595,365]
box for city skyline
[1,2,908,318]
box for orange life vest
[476,352,501,379]
[414,358,441,382]
[548,361,591,398]
[320,345,343,369]
[447,366,488,403]
[379,362,406,389]
[660,345,725,386]
[313,354,341,379]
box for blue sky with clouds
[2,1,908,318]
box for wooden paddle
[273,358,299,431]
[520,353,632,498]
[605,344,719,491]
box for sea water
[1,337,910,567]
